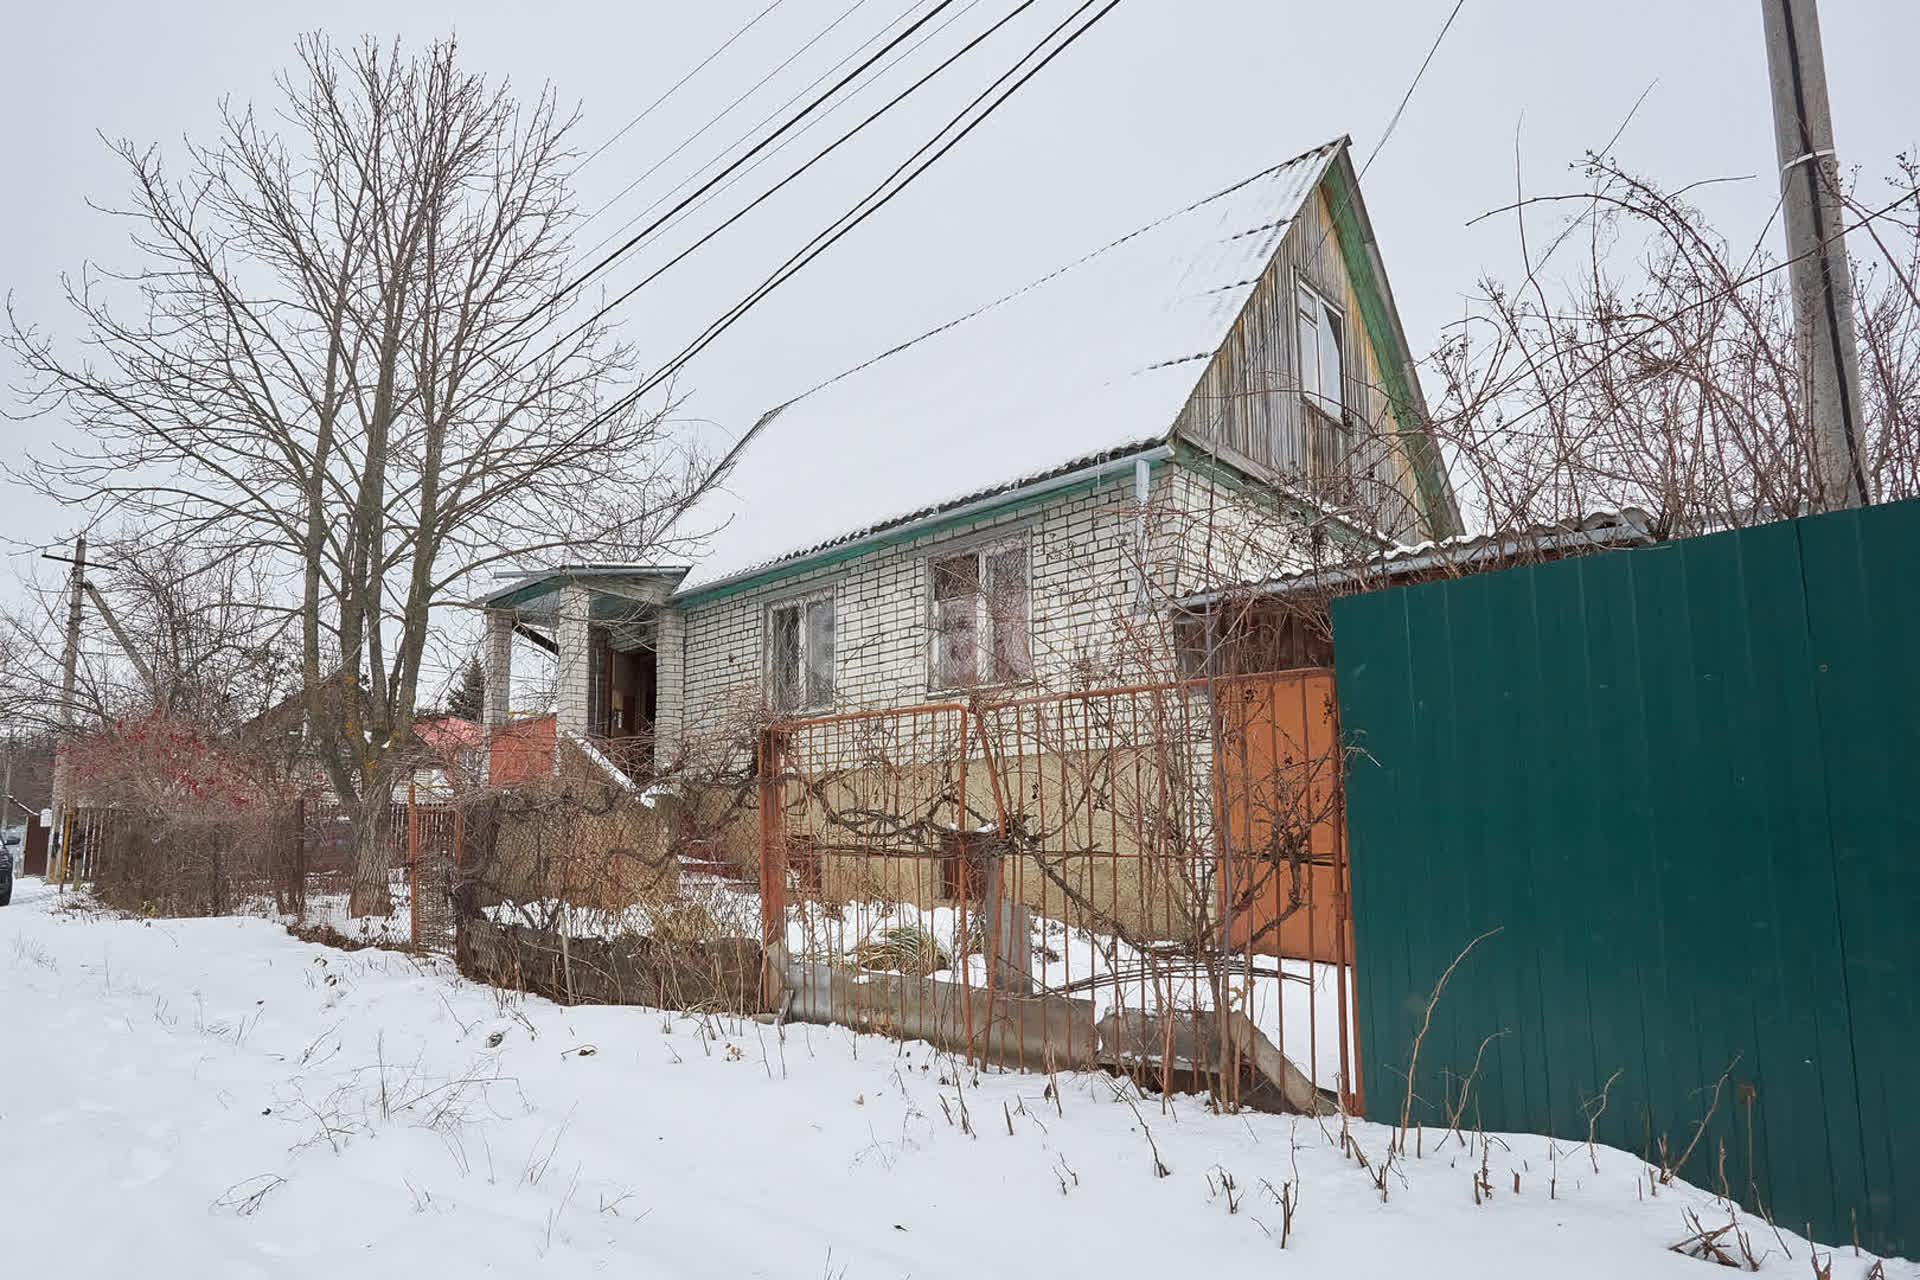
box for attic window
[769,593,834,713]
[1296,279,1346,419]
[932,543,1031,689]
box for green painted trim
[671,466,1156,610]
[480,568,687,613]
[484,581,560,612]
[1171,442,1383,552]
[1319,159,1463,538]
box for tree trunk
[348,788,394,917]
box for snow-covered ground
[2,875,1907,1279]
[281,875,415,948]
[493,875,1358,1087]
[226,869,418,948]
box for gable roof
[676,138,1350,595]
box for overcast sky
[2,0,1913,692]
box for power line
[760,147,1335,413]
[618,2,987,257]
[629,0,1124,440]
[1299,1,1470,269]
[1280,0,1470,534]
[522,0,1122,533]
[464,0,963,381]
[460,0,1119,549]
[538,0,1043,368]
[556,0,965,308]
[1358,0,1465,181]
[575,0,878,236]
[1290,0,1469,281]
[574,0,791,175]
[576,0,979,267]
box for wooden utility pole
[1761,0,1869,512]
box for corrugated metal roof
[675,442,1170,601]
[675,139,1346,593]
[1178,509,1657,606]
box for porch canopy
[479,564,688,646]
[474,565,689,761]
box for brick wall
[663,459,1312,755]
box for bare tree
[1426,152,1920,537]
[0,534,288,734]
[8,36,702,912]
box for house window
[1296,279,1346,419]
[932,543,1031,688]
[768,593,834,713]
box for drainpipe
[1133,455,1152,612]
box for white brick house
[478,137,1459,776]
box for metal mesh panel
[759,672,1355,1113]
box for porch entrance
[588,631,657,780]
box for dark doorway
[22,814,47,877]
[594,639,657,780]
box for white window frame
[928,537,1033,692]
[766,589,835,714]
[1295,274,1348,422]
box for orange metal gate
[1212,670,1352,965]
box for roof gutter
[675,444,1175,606]
[1176,521,1653,610]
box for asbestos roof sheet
[676,138,1346,593]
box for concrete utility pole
[1761,0,1870,512]
[47,533,89,876]
[82,583,158,701]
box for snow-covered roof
[676,139,1347,595]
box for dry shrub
[457,874,762,1015]
[65,712,300,915]
[1431,154,1920,534]
[638,897,724,945]
[465,777,678,915]
[849,923,952,977]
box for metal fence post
[982,852,1033,997]
[757,726,786,1010]
[292,796,307,919]
[955,709,976,1066]
[407,782,420,948]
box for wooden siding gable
[1171,146,1462,539]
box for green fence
[1332,499,1918,1257]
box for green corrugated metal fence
[1332,499,1918,1257]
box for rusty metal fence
[62,793,463,955]
[283,794,462,952]
[757,670,1357,1113]
[404,797,461,955]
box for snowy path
[0,877,1905,1278]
